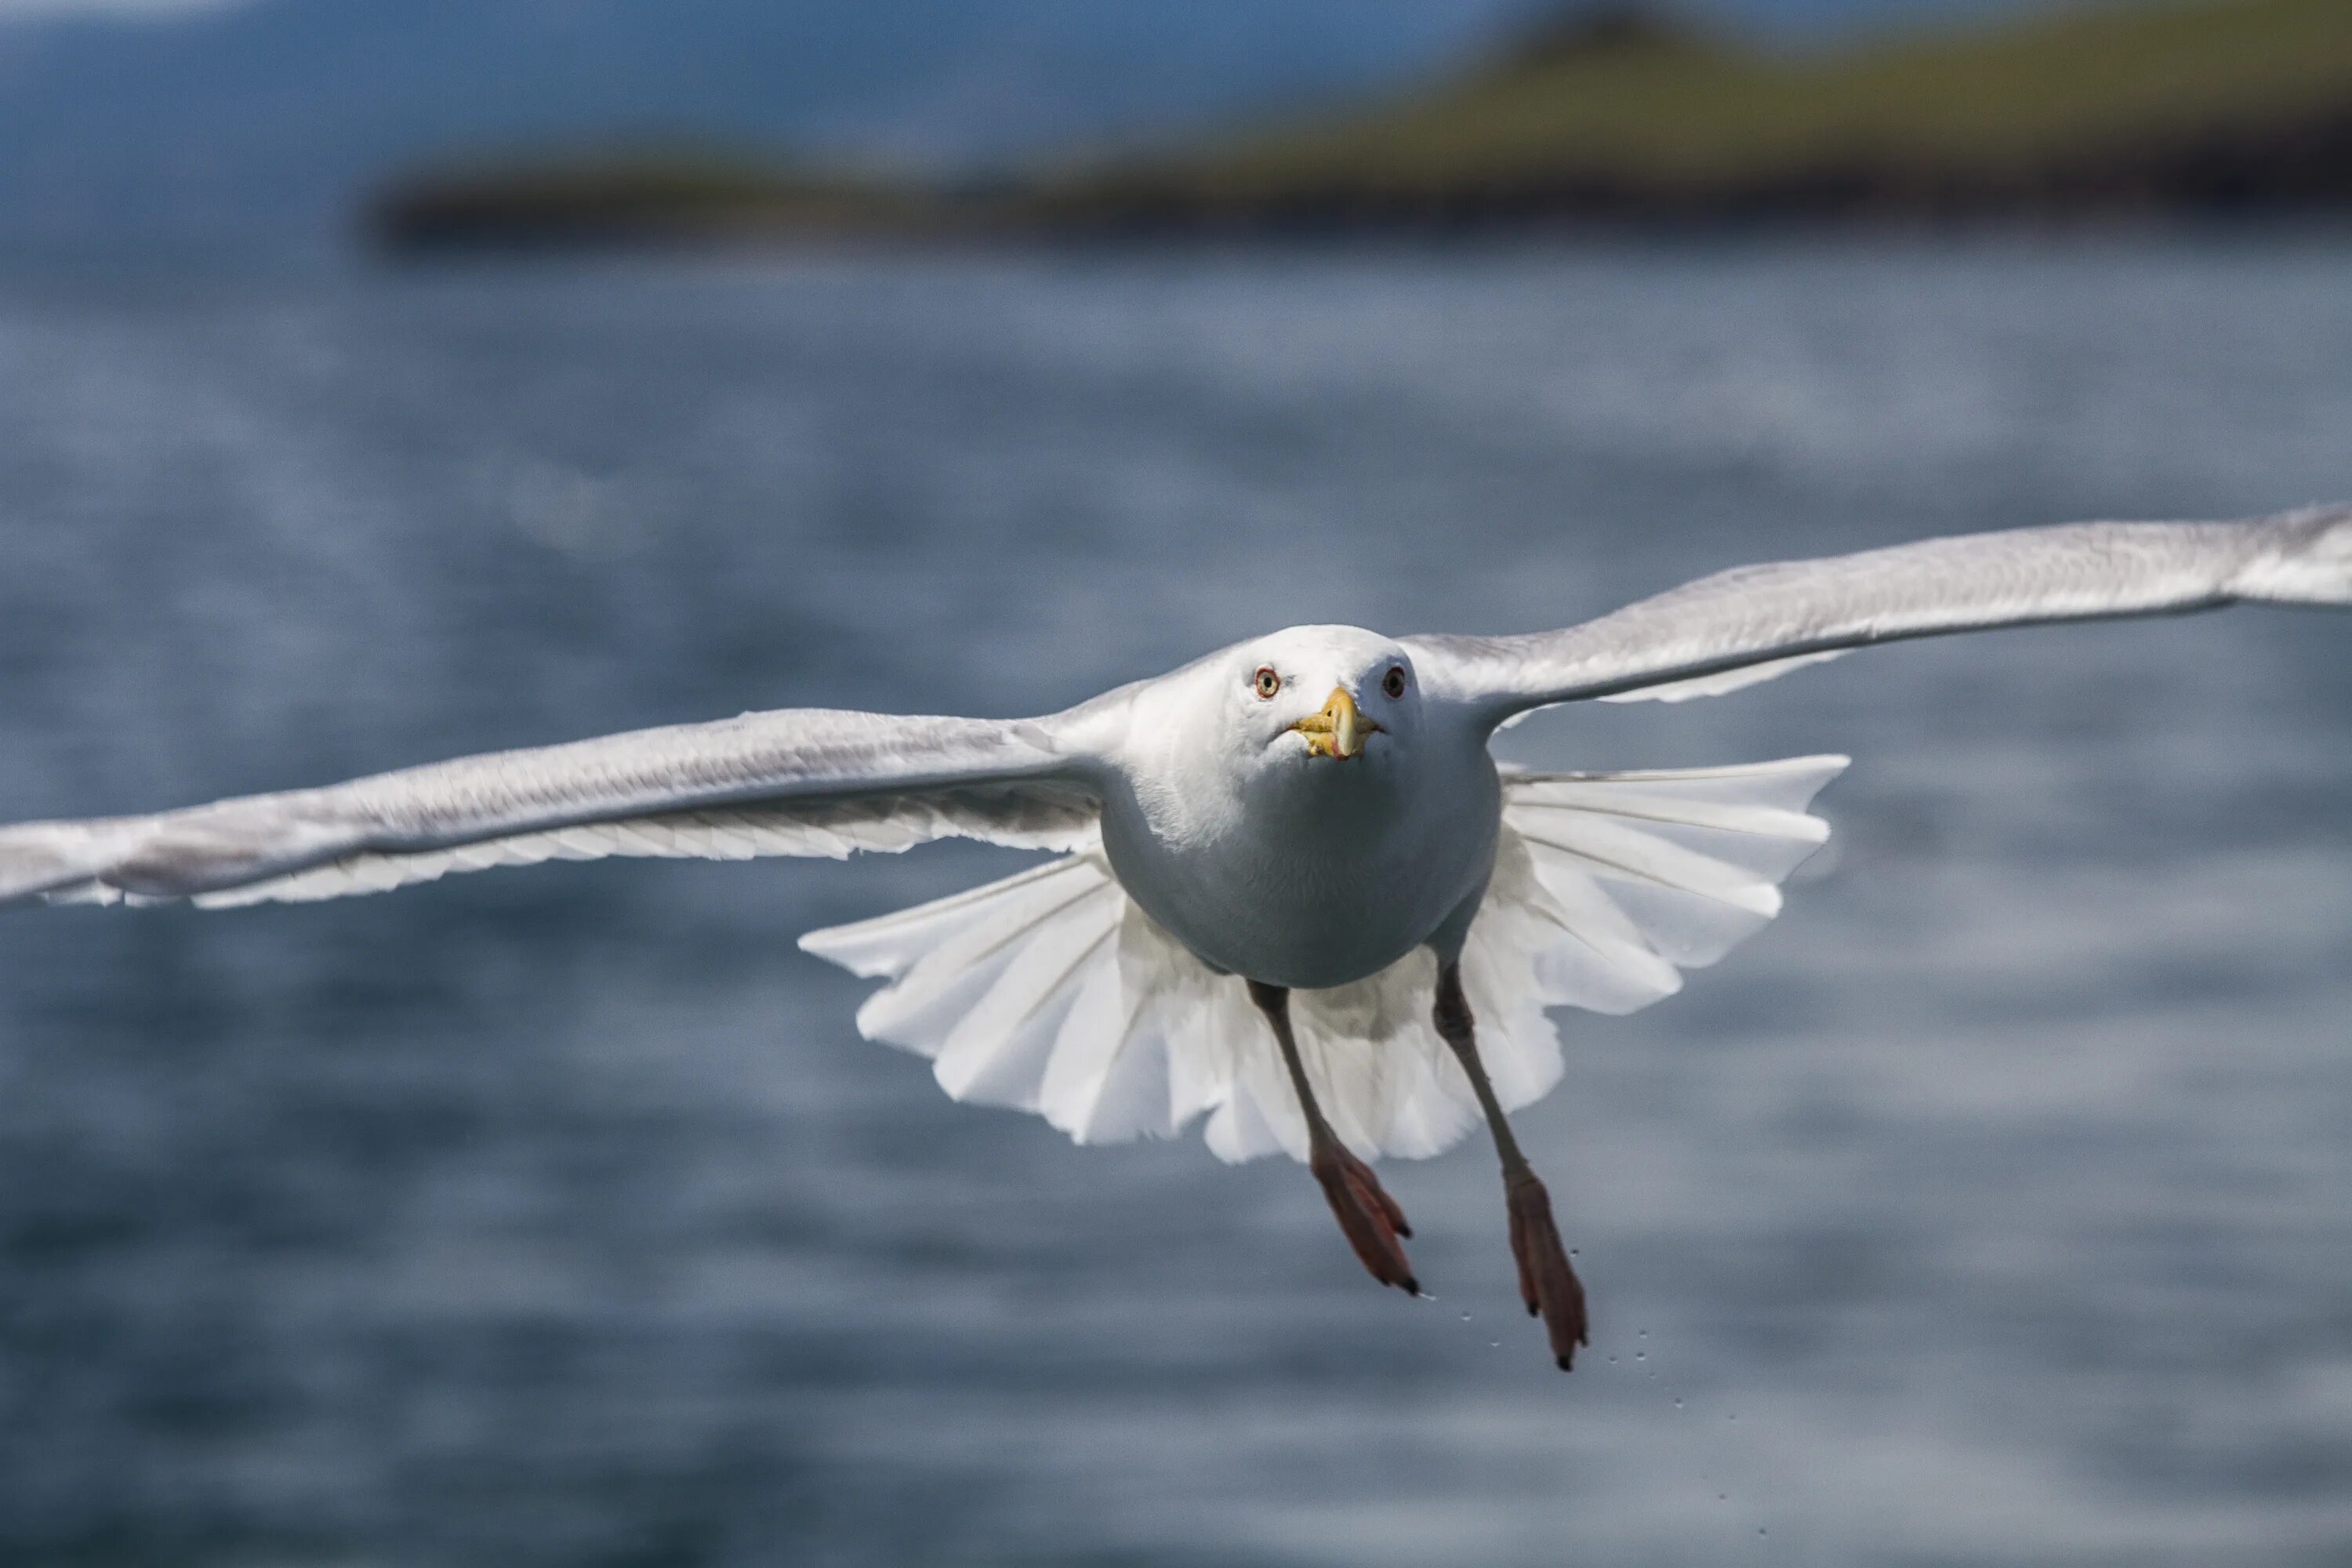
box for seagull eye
[1382,666,1406,699]
[1253,666,1282,699]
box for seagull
[3,505,2347,1369]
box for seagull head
[1229,625,1420,768]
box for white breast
[1096,717,1502,989]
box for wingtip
[2236,503,2352,606]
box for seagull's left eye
[1382,666,1407,699]
[1254,666,1282,699]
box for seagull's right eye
[1253,666,1282,699]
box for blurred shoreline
[367,0,2352,254]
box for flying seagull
[4,505,2347,1369]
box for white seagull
[5,506,2348,1368]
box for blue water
[1,239,2348,1566]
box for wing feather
[1407,503,2351,721]
[1,706,1107,909]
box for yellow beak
[1291,686,1381,760]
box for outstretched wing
[0,706,1099,909]
[1405,504,2352,723]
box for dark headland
[370,0,2352,251]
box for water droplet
[1635,1352,1646,1361]
[1727,1413,1738,1421]
[1638,1330,1648,1339]
[1758,1527,1768,1538]
[1607,1354,1617,1363]
[1672,1399,1683,1409]
[1568,1248,1578,1257]
[1459,1310,1472,1322]
[1717,1493,1728,1503]
[1489,1340,1500,1349]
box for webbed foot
[1507,1173,1590,1369]
[1309,1140,1417,1294]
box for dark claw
[1507,1174,1590,1370]
[1310,1142,1417,1294]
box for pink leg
[1248,979,1418,1294]
[1436,964,1590,1370]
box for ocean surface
[0,238,2347,1567]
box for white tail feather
[798,754,1846,1164]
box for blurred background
[2,1,2350,1564]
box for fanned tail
[797,755,1846,1164]
[1488,754,1849,1012]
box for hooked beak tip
[1292,685,1380,760]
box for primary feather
[1409,503,2352,717]
[0,708,1094,907]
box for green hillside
[1039,0,2352,223]
[375,0,2352,249]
